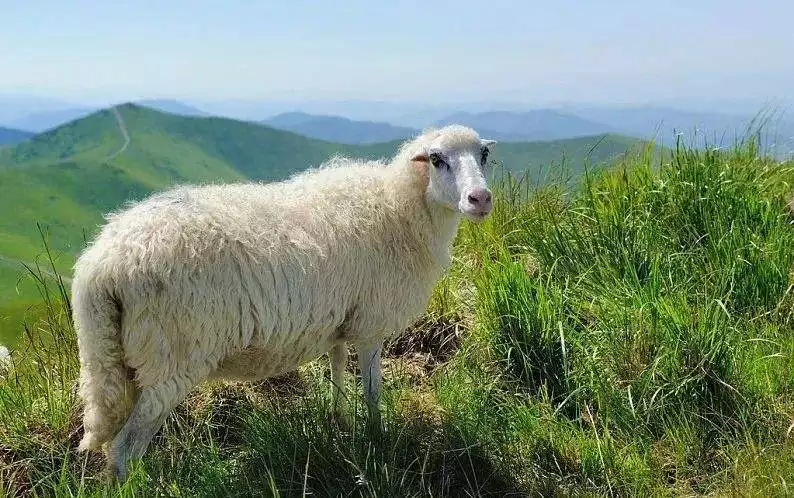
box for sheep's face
[413,126,496,222]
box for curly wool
[72,126,482,456]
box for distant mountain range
[260,109,622,145]
[262,112,418,144]
[434,110,617,142]
[259,106,792,155]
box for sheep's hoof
[104,456,130,486]
[328,405,352,431]
[102,465,122,488]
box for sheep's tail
[72,273,136,452]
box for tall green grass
[1,136,793,496]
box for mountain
[259,108,622,145]
[8,107,97,132]
[262,112,418,144]
[194,100,444,123]
[0,126,32,146]
[0,104,639,345]
[136,99,209,117]
[434,110,616,142]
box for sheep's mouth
[462,209,491,222]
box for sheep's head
[411,125,496,222]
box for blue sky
[2,0,792,105]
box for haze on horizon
[1,0,792,109]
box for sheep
[71,124,496,480]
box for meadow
[1,135,793,496]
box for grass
[3,133,793,496]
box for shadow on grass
[133,373,526,497]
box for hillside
[0,104,639,346]
[262,112,418,144]
[0,126,32,146]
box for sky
[1,0,793,106]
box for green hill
[0,105,362,265]
[0,104,639,345]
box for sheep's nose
[467,188,492,207]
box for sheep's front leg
[329,343,351,427]
[355,341,382,431]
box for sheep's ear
[481,139,497,147]
[411,152,429,163]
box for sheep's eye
[480,146,490,165]
[429,153,448,170]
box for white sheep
[71,124,496,480]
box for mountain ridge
[262,112,418,144]
[434,109,617,142]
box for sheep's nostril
[468,194,479,205]
[485,192,492,203]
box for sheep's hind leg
[355,341,383,433]
[330,343,352,427]
[107,376,195,481]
